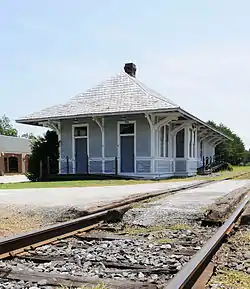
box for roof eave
[16,107,232,141]
[16,107,180,125]
[177,108,232,141]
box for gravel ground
[0,184,223,288]
[0,205,85,238]
[0,220,218,288]
[0,192,222,288]
[207,224,250,289]
[1,180,249,287]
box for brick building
[0,135,31,176]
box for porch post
[145,114,156,173]
[184,127,190,159]
[58,122,61,174]
[92,117,105,173]
[195,128,198,159]
[168,126,173,172]
[101,117,105,173]
[152,126,156,173]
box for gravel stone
[207,224,250,288]
[4,180,246,287]
[0,220,217,287]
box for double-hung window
[189,128,196,158]
[159,125,169,157]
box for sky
[0,0,250,147]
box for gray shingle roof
[17,71,179,122]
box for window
[189,128,196,158]
[74,126,87,137]
[193,130,196,158]
[120,123,134,135]
[200,140,203,159]
[176,128,184,158]
[159,125,169,157]
[189,128,192,158]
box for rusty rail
[0,171,249,263]
[0,180,215,259]
[164,195,250,289]
[0,210,109,258]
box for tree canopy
[243,149,250,165]
[27,130,59,181]
[0,115,18,136]
[207,121,245,165]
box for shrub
[27,130,59,181]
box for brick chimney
[124,63,136,77]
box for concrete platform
[0,180,203,210]
[123,180,250,226]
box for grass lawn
[207,165,250,180]
[0,166,250,190]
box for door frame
[72,124,89,173]
[117,120,136,174]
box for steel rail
[0,209,109,258]
[164,195,250,289]
[0,172,248,261]
[0,180,215,259]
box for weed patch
[208,270,250,289]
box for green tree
[27,130,59,181]
[207,121,245,165]
[243,149,250,165]
[0,115,18,136]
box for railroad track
[0,179,214,260]
[0,173,249,288]
[165,194,250,289]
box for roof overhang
[176,108,232,141]
[16,108,181,126]
[16,107,231,141]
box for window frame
[200,140,203,160]
[159,124,169,158]
[119,123,135,135]
[192,130,196,158]
[74,126,88,138]
[188,128,196,159]
[189,128,193,158]
[176,128,185,158]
